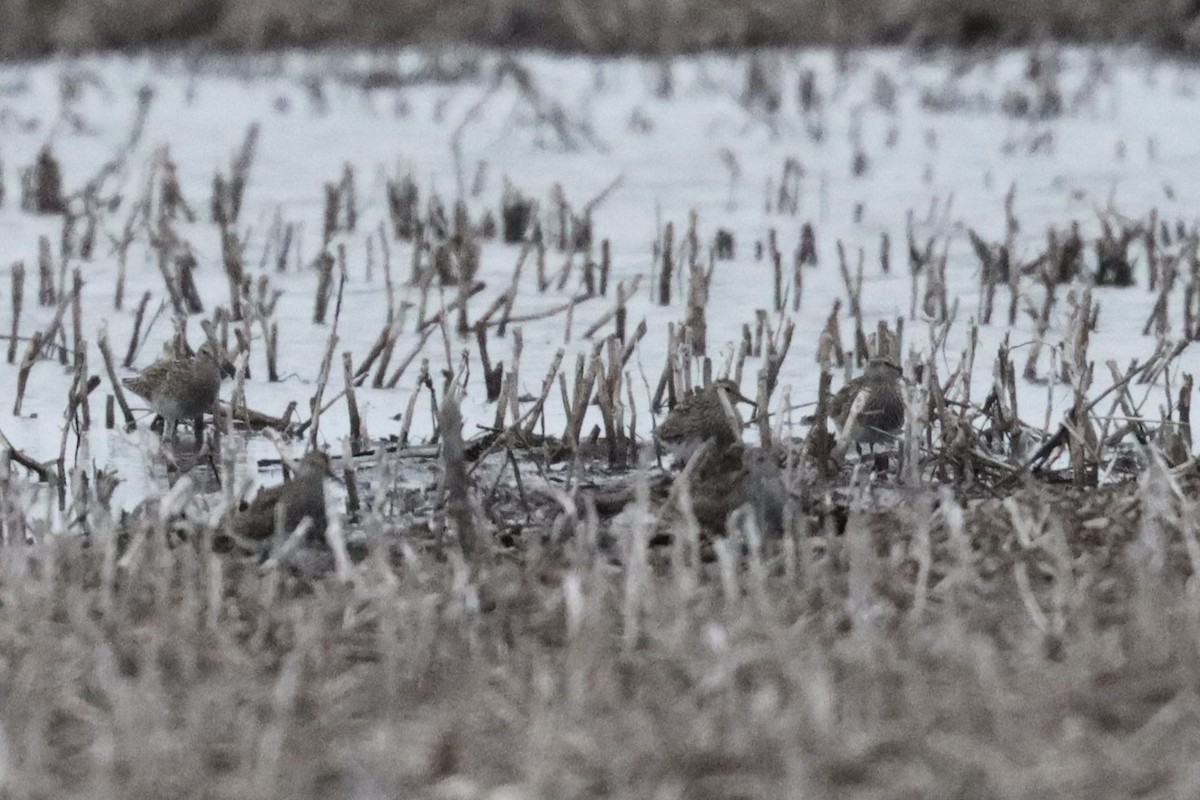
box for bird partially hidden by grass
[829,357,905,453]
[654,377,786,534]
[122,340,234,444]
[656,378,758,461]
[228,451,336,545]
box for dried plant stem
[561,353,596,450]
[343,351,362,452]
[518,348,565,436]
[439,393,482,563]
[155,246,184,314]
[12,333,42,417]
[97,330,136,431]
[354,322,394,384]
[307,330,339,449]
[313,251,335,324]
[398,361,430,446]
[595,337,628,466]
[472,290,513,331]
[485,293,591,329]
[418,281,485,333]
[1103,360,1149,447]
[385,326,435,389]
[260,321,277,382]
[8,262,23,365]
[123,291,153,368]
[37,236,55,307]
[476,326,503,402]
[58,349,93,487]
[658,221,674,306]
[1180,373,1194,450]
[371,325,400,390]
[0,430,55,483]
[176,254,204,314]
[14,283,75,415]
[1142,253,1179,336]
[582,276,642,339]
[335,439,359,524]
[70,269,83,368]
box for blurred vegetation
[4,0,1200,58]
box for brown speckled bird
[231,451,335,542]
[829,358,905,449]
[123,343,226,442]
[690,445,786,534]
[657,379,756,460]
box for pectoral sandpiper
[123,342,229,442]
[231,451,335,543]
[656,378,757,460]
[829,358,905,449]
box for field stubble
[0,46,1197,798]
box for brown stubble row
[7,0,1200,58]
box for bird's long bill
[719,384,758,408]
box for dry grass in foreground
[1,451,1200,799]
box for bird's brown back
[232,453,331,541]
[830,360,904,442]
[657,381,745,450]
[123,348,222,419]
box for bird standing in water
[122,342,229,444]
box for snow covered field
[0,45,1194,507]
[6,44,1200,800]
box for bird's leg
[160,417,180,472]
[870,443,890,474]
